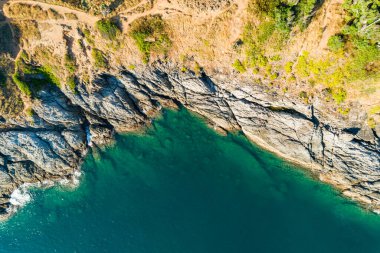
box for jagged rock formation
[0,64,379,219]
[0,0,379,220]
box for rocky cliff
[0,0,379,219]
[0,63,379,219]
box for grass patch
[82,28,95,46]
[232,59,246,73]
[64,53,77,74]
[284,61,293,73]
[92,48,108,68]
[331,87,347,104]
[369,105,380,115]
[193,62,202,77]
[12,55,61,96]
[368,117,376,129]
[129,15,172,63]
[67,76,76,92]
[12,73,31,96]
[96,19,121,40]
[327,35,344,52]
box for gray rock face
[0,65,379,218]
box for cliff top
[0,0,379,130]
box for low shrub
[67,76,76,92]
[92,48,107,68]
[64,53,77,74]
[284,61,293,73]
[232,59,246,73]
[12,73,31,96]
[96,19,121,40]
[129,15,172,63]
[332,87,347,104]
[327,35,344,52]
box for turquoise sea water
[1,108,380,252]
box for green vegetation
[369,105,380,115]
[342,0,380,44]
[83,28,95,46]
[67,76,76,92]
[12,73,31,96]
[25,107,34,117]
[12,55,61,96]
[64,53,77,74]
[96,19,121,40]
[181,66,187,73]
[284,61,293,73]
[337,106,350,115]
[232,59,246,73]
[290,0,379,104]
[327,35,344,52]
[368,117,376,128]
[129,15,172,63]
[193,62,202,77]
[92,48,108,68]
[240,0,319,78]
[331,87,347,104]
[239,0,379,106]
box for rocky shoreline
[0,64,379,220]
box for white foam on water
[59,171,82,188]
[86,126,93,147]
[9,184,33,207]
[3,171,83,219]
[72,170,82,186]
[59,178,70,185]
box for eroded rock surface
[0,65,379,218]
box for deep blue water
[1,108,380,253]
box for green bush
[38,65,61,87]
[327,35,344,51]
[82,28,94,45]
[129,15,172,63]
[193,62,202,77]
[96,19,121,40]
[332,87,347,104]
[12,62,61,96]
[25,107,34,117]
[232,59,246,73]
[369,105,380,115]
[295,0,318,29]
[342,0,380,44]
[64,53,77,74]
[284,61,293,73]
[12,73,31,96]
[92,48,108,68]
[367,117,376,129]
[67,76,76,92]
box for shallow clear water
[1,109,380,253]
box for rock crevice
[0,66,379,218]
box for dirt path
[4,0,99,25]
